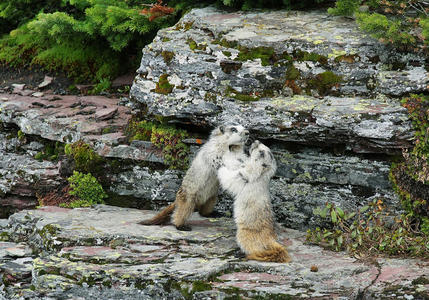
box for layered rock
[0,7,419,229]
[130,7,422,154]
[1,206,428,299]
[128,7,422,227]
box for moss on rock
[154,74,174,95]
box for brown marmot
[218,140,290,263]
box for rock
[130,7,421,154]
[0,147,62,197]
[38,76,53,89]
[95,107,118,120]
[11,84,25,91]
[31,92,44,98]
[0,205,427,299]
[5,244,32,258]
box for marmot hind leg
[246,242,291,263]
[197,195,217,217]
[172,190,196,231]
[237,228,290,263]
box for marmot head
[211,124,249,146]
[249,140,277,178]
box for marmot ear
[219,125,225,134]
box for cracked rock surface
[0,205,428,299]
[130,7,421,154]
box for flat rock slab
[1,205,428,299]
[130,7,419,154]
[0,92,167,164]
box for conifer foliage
[0,0,187,83]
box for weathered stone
[0,93,130,148]
[0,149,62,197]
[0,257,33,286]
[109,166,181,206]
[0,206,427,299]
[95,107,118,120]
[38,76,53,89]
[130,7,419,154]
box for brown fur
[138,202,175,225]
[219,141,290,263]
[236,224,290,263]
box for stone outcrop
[1,7,421,229]
[1,206,428,299]
[130,8,423,154]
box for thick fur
[218,141,290,263]
[139,125,249,230]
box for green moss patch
[225,86,260,102]
[294,50,328,64]
[187,39,207,51]
[161,51,174,64]
[308,71,342,95]
[154,74,174,95]
[65,141,103,174]
[235,46,275,66]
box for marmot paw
[175,224,192,231]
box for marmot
[218,140,291,263]
[139,125,249,231]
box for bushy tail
[246,245,291,263]
[138,203,175,225]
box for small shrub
[328,0,361,16]
[0,0,188,82]
[64,141,103,174]
[64,171,107,208]
[306,200,429,258]
[151,125,190,169]
[126,119,190,169]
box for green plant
[64,171,107,208]
[307,200,429,258]
[17,130,25,141]
[235,46,275,66]
[151,125,190,169]
[387,94,429,236]
[126,119,190,169]
[0,0,63,35]
[0,0,192,82]
[64,141,103,173]
[90,78,112,94]
[127,120,154,141]
[308,71,342,95]
[35,141,65,161]
[328,0,361,16]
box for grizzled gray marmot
[139,125,249,231]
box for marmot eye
[259,150,265,158]
[230,127,237,133]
